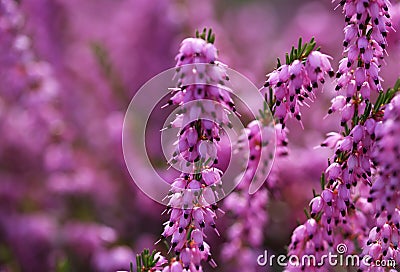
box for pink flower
[161,32,234,271]
[262,47,333,128]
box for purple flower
[158,31,237,271]
[262,49,333,128]
[286,1,395,270]
[362,93,400,269]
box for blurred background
[0,0,399,271]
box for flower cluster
[361,93,400,270]
[263,49,334,128]
[166,36,235,167]
[286,1,394,271]
[220,122,270,271]
[222,183,269,272]
[314,0,393,227]
[221,39,334,271]
[332,0,391,122]
[157,30,235,271]
[313,0,393,236]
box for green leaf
[290,46,295,63]
[136,255,141,272]
[297,37,303,54]
[374,91,384,113]
[360,100,372,123]
[312,189,317,197]
[393,77,400,91]
[195,28,216,43]
[277,57,282,68]
[304,208,311,219]
[320,172,325,190]
[293,48,298,59]
[303,42,315,58]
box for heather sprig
[221,37,334,271]
[360,85,400,270]
[134,249,167,272]
[140,29,236,271]
[312,0,394,221]
[262,37,334,129]
[286,1,395,270]
[286,81,399,271]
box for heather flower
[313,0,394,218]
[361,93,400,270]
[222,185,269,272]
[262,44,334,128]
[286,1,394,271]
[157,30,235,271]
[222,39,333,271]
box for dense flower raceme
[360,93,400,271]
[220,41,334,271]
[263,49,334,129]
[150,32,237,272]
[331,0,392,127]
[286,1,395,271]
[221,119,274,272]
